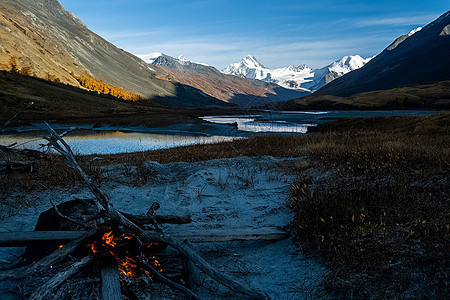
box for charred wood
[29,256,93,300]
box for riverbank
[1,112,448,298]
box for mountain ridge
[313,11,450,97]
[139,53,309,107]
[221,54,372,92]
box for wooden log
[0,145,42,158]
[101,261,122,300]
[181,239,201,291]
[0,227,289,247]
[0,229,97,281]
[121,212,192,225]
[29,256,93,300]
[142,260,198,299]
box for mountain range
[222,54,372,92]
[0,0,448,112]
[138,53,309,107]
[314,11,450,97]
[271,11,450,110]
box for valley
[0,1,448,299]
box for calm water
[0,130,239,155]
[0,110,438,154]
[201,110,437,133]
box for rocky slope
[139,53,309,107]
[314,11,450,97]
[0,0,225,107]
[222,54,372,92]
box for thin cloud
[355,14,439,27]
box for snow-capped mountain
[222,54,372,92]
[138,53,209,66]
[135,52,309,107]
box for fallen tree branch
[0,145,42,159]
[0,227,289,247]
[29,256,93,300]
[142,260,198,299]
[0,229,97,281]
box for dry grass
[287,112,449,298]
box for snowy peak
[242,54,266,69]
[222,54,371,92]
[137,53,209,66]
[326,55,373,75]
[222,55,267,78]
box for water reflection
[200,116,316,133]
[0,130,240,155]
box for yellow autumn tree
[9,56,18,73]
[73,75,142,101]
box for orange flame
[121,233,133,240]
[87,241,98,253]
[118,256,138,277]
[102,231,117,247]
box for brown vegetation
[73,75,142,101]
[266,80,450,110]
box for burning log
[0,229,97,281]
[0,122,269,299]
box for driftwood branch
[142,260,198,299]
[0,145,43,159]
[0,227,288,247]
[41,122,268,299]
[29,256,93,300]
[0,101,33,132]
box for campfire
[0,122,270,299]
[86,227,163,278]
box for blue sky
[58,0,447,69]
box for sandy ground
[0,156,324,299]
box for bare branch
[142,260,198,299]
[29,256,93,300]
[50,200,91,230]
[0,229,97,281]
